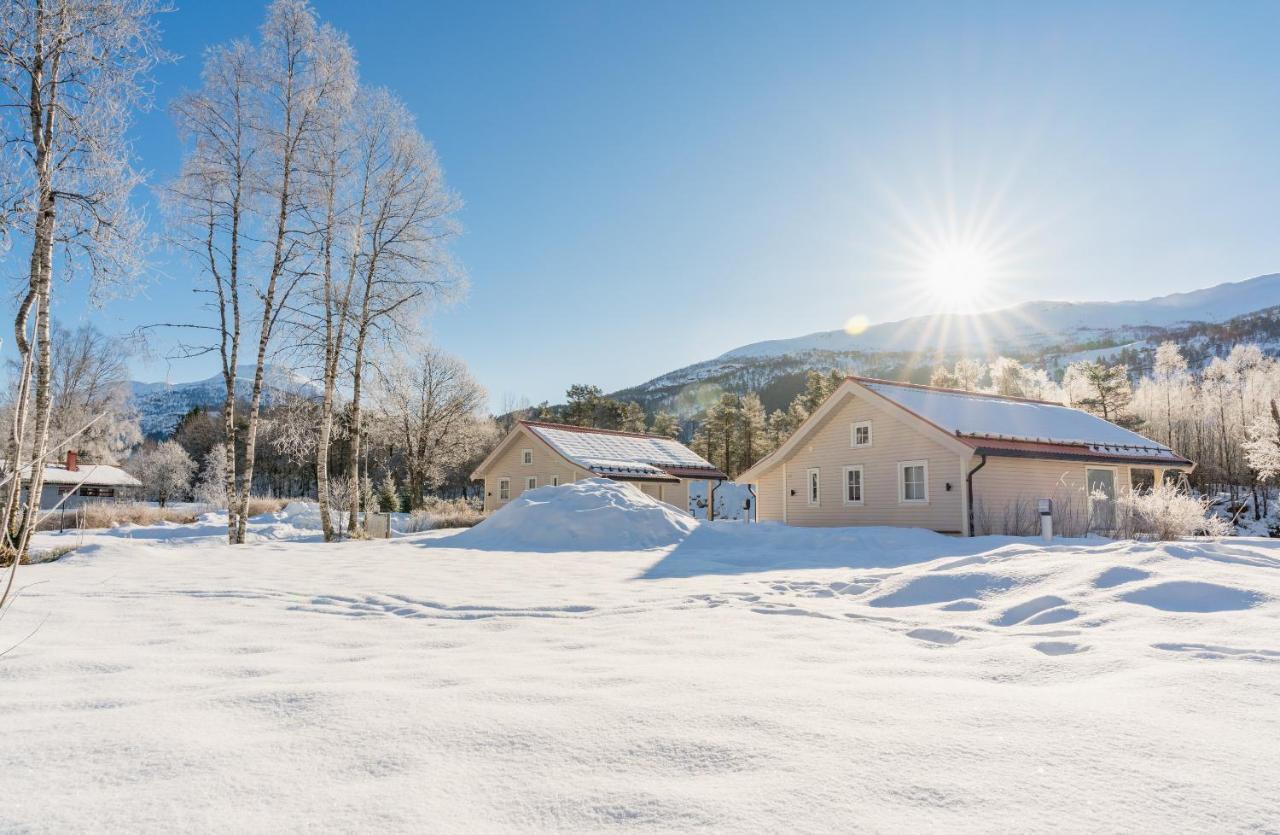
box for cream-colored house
[471,420,727,515]
[738,376,1194,536]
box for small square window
[526,476,537,490]
[521,449,533,465]
[550,475,560,486]
[851,421,872,448]
[498,479,510,500]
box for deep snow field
[2,481,1278,832]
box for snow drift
[445,478,698,551]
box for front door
[1086,468,1117,532]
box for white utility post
[1039,498,1054,543]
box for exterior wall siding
[755,392,966,531]
[970,456,1177,536]
[754,468,784,522]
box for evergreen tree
[1068,362,1141,429]
[649,411,680,439]
[619,401,647,433]
[377,473,399,513]
[738,392,769,473]
[563,384,605,427]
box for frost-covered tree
[374,346,486,509]
[0,0,166,566]
[193,443,229,508]
[130,441,195,508]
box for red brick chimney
[66,450,78,472]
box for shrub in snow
[402,497,485,532]
[129,441,196,508]
[448,478,697,551]
[1112,483,1229,540]
[192,444,229,508]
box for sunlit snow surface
[4,484,1278,831]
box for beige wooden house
[738,377,1194,536]
[471,420,727,515]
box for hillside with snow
[130,365,317,437]
[612,273,1280,416]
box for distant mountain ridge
[611,273,1280,417]
[130,365,316,438]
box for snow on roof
[3,460,142,487]
[858,379,1188,463]
[523,422,726,480]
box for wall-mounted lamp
[945,482,953,492]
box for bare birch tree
[0,0,164,571]
[164,39,258,542]
[343,90,462,533]
[232,0,354,543]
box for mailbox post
[1038,498,1053,543]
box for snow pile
[448,478,698,551]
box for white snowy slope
[722,273,1280,360]
[2,485,1278,831]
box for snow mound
[446,478,698,551]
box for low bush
[1112,483,1230,540]
[36,502,199,531]
[403,496,484,532]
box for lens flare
[844,314,869,335]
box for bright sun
[924,244,993,307]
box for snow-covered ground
[2,481,1278,831]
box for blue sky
[39,0,1280,409]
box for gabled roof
[739,376,1191,482]
[855,377,1191,465]
[2,460,141,487]
[471,420,727,483]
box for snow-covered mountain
[722,273,1280,360]
[612,273,1280,416]
[131,365,316,438]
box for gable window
[851,421,872,448]
[899,460,928,504]
[807,468,821,506]
[842,465,864,505]
[498,478,510,501]
[526,476,537,490]
[521,448,533,465]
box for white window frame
[851,420,873,448]
[498,478,510,501]
[842,465,864,506]
[521,448,533,465]
[526,476,537,491]
[806,468,821,506]
[550,475,560,487]
[898,460,929,504]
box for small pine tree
[377,473,399,513]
